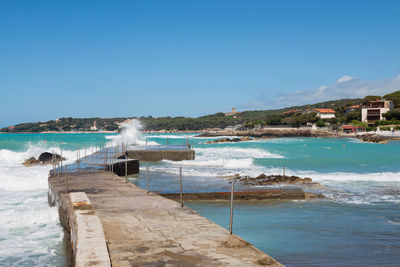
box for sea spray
[106,119,158,146]
[0,146,67,266]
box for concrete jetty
[160,188,320,201]
[48,169,283,266]
[124,144,195,161]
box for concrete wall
[127,149,195,162]
[48,185,111,267]
[68,193,110,267]
[159,188,319,201]
[109,159,139,176]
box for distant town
[2,91,400,134]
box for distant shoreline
[0,130,202,134]
[2,129,400,143]
[0,131,119,134]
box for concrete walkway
[49,170,282,266]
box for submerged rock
[237,173,317,186]
[206,137,252,144]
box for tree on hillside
[346,110,361,122]
[361,95,382,106]
[382,109,400,120]
[384,91,400,108]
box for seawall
[48,169,283,266]
[160,188,320,200]
[126,149,195,161]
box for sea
[0,130,399,266]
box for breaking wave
[0,145,67,265]
[105,119,158,146]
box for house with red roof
[344,105,360,115]
[313,109,336,119]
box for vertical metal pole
[78,146,80,169]
[85,146,86,159]
[146,139,148,150]
[283,166,286,176]
[57,160,60,181]
[104,148,107,170]
[111,152,114,173]
[59,149,62,183]
[52,150,55,177]
[65,165,68,193]
[179,167,183,208]
[124,154,128,179]
[146,163,149,192]
[229,178,235,235]
[76,146,78,169]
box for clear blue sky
[1,0,400,126]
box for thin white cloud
[242,75,400,109]
[337,75,354,83]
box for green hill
[3,92,400,132]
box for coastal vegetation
[2,91,400,133]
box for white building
[90,121,98,131]
[313,109,336,119]
[224,124,242,131]
[361,100,394,124]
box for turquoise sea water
[0,132,399,266]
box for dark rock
[23,157,40,167]
[38,152,64,164]
[360,134,384,143]
[237,173,318,186]
[206,137,252,144]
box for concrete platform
[126,149,195,161]
[48,170,282,266]
[159,188,315,201]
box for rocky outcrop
[38,152,64,164]
[359,134,386,143]
[23,152,65,166]
[23,157,41,167]
[236,173,317,186]
[197,128,336,138]
[206,136,253,144]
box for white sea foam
[294,170,400,182]
[265,138,306,143]
[387,220,400,225]
[165,157,255,168]
[146,134,197,139]
[157,146,282,178]
[0,145,66,265]
[105,119,159,146]
[195,147,284,159]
